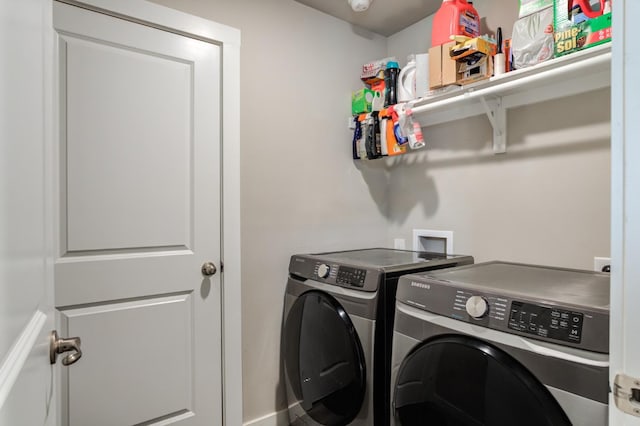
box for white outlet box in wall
[593,256,611,272]
[394,238,406,250]
[413,229,453,254]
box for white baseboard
[243,408,289,426]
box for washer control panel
[508,301,584,344]
[397,276,609,353]
[465,295,489,319]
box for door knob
[50,330,82,366]
[201,262,217,276]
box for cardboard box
[450,37,496,85]
[554,0,611,57]
[361,56,397,86]
[456,55,493,85]
[428,41,457,89]
[450,36,497,61]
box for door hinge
[613,373,640,417]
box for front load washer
[282,248,474,426]
[390,261,610,426]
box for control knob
[466,295,489,319]
[317,263,330,279]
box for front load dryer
[282,248,474,426]
[390,261,610,426]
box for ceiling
[293,0,441,37]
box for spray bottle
[352,116,361,160]
[388,105,408,145]
[395,104,425,150]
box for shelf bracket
[480,97,507,154]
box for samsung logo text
[411,281,431,290]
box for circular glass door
[284,290,366,425]
[394,335,572,426]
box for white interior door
[53,2,222,425]
[610,1,640,424]
[0,0,56,425]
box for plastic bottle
[384,61,400,107]
[431,0,480,47]
[398,55,417,102]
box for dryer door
[393,335,572,426]
[284,290,366,425]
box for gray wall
[384,0,611,269]
[149,0,389,422]
[153,0,611,422]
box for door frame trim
[50,1,243,424]
[0,312,48,411]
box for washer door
[284,290,366,425]
[394,335,572,426]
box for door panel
[60,294,193,426]
[64,34,192,252]
[53,2,221,425]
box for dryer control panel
[287,255,382,292]
[335,265,367,288]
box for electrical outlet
[394,238,406,250]
[413,229,453,254]
[593,257,611,273]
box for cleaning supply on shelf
[553,0,611,57]
[357,114,369,159]
[384,61,400,107]
[364,114,376,159]
[398,55,417,102]
[431,0,480,47]
[414,53,430,98]
[352,116,362,160]
[379,110,388,156]
[351,88,375,115]
[372,111,382,158]
[388,105,408,146]
[396,103,426,150]
[503,38,513,71]
[371,93,386,157]
[382,108,406,156]
[361,56,397,86]
[570,0,606,22]
[512,6,554,69]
